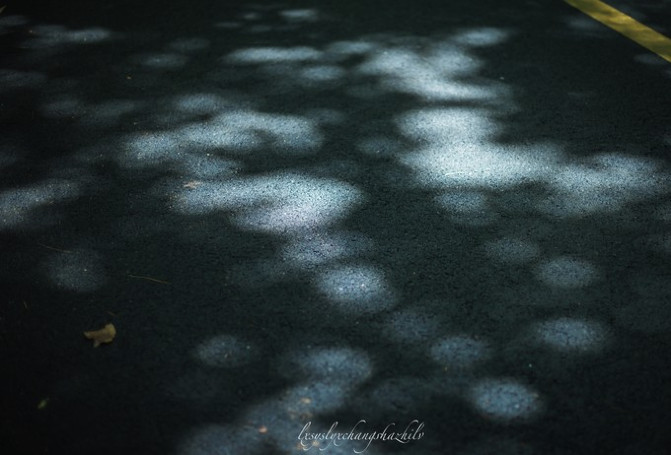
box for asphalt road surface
[2,1,671,454]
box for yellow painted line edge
[564,0,671,63]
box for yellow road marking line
[564,0,671,63]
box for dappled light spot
[535,256,598,288]
[175,173,362,234]
[44,249,106,292]
[180,154,239,179]
[299,64,346,82]
[194,334,256,368]
[484,237,540,264]
[24,25,112,48]
[0,179,80,230]
[435,190,498,226]
[315,264,397,314]
[469,378,542,422]
[120,131,183,168]
[278,346,372,386]
[357,46,493,101]
[281,231,373,268]
[539,153,668,217]
[534,317,608,353]
[241,382,359,452]
[133,52,188,70]
[177,119,260,152]
[381,308,439,343]
[326,40,376,58]
[430,335,490,370]
[178,424,263,455]
[280,9,320,23]
[172,93,229,115]
[227,46,322,64]
[177,110,322,154]
[452,27,511,47]
[398,109,550,188]
[398,108,496,142]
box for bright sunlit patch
[0,179,80,230]
[484,237,541,264]
[315,264,397,314]
[535,256,598,288]
[43,249,106,292]
[398,109,549,188]
[175,173,362,234]
[194,334,256,368]
[357,47,491,101]
[227,46,322,64]
[430,335,490,370]
[534,317,608,352]
[469,378,543,422]
[281,231,373,268]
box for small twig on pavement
[127,274,170,285]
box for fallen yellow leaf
[37,398,49,410]
[84,323,116,347]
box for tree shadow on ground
[2,1,671,454]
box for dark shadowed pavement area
[2,0,671,454]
